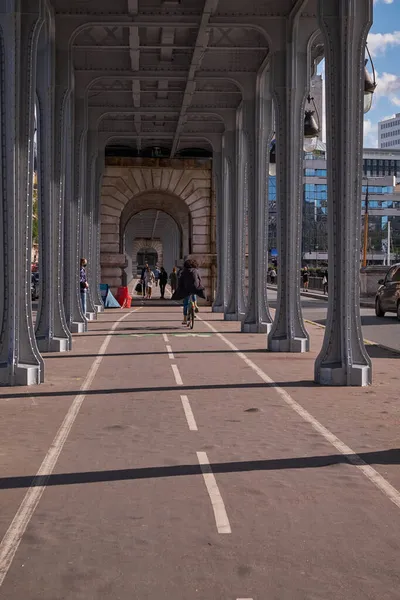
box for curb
[267,285,375,308]
[266,285,399,357]
[303,319,400,357]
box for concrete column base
[316,364,371,387]
[268,336,309,353]
[71,321,86,333]
[37,337,70,353]
[241,321,272,334]
[212,304,224,313]
[86,312,96,321]
[95,304,104,313]
[0,364,43,386]
[224,312,244,322]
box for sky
[364,0,400,146]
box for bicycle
[187,295,196,329]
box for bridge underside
[0,0,373,386]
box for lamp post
[303,95,320,153]
[364,45,377,114]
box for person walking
[140,263,148,298]
[80,258,89,315]
[170,267,178,294]
[302,266,309,292]
[154,265,160,287]
[322,269,328,295]
[159,267,168,299]
[144,266,155,299]
[171,259,205,325]
[270,267,277,285]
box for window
[304,168,327,177]
[386,266,398,283]
[391,267,400,282]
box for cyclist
[171,259,205,324]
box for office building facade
[379,113,400,149]
[269,146,400,264]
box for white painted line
[200,317,400,511]
[236,598,254,599]
[197,451,231,534]
[0,308,142,588]
[180,395,198,431]
[171,364,183,386]
[163,333,169,343]
[166,345,174,360]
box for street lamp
[269,137,276,176]
[303,95,320,153]
[364,45,377,114]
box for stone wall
[360,266,390,297]
[100,157,214,297]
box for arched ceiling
[50,0,314,156]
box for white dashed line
[171,364,183,386]
[200,317,400,511]
[163,333,169,342]
[0,308,142,588]
[180,395,198,431]
[166,345,174,359]
[196,451,231,534]
[236,598,254,599]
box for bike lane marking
[180,395,198,431]
[0,309,142,588]
[196,452,231,534]
[200,316,400,511]
[171,364,183,385]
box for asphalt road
[267,289,400,353]
[1,307,400,599]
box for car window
[385,267,397,283]
[392,267,400,282]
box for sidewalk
[0,307,399,598]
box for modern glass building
[268,145,400,265]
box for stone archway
[100,157,213,292]
[132,239,163,275]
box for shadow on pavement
[0,380,318,401]
[1,448,399,490]
[44,349,265,359]
[366,345,400,359]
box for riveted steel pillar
[35,17,71,352]
[212,150,224,312]
[64,96,87,333]
[268,31,310,352]
[315,0,372,386]
[82,129,98,320]
[225,106,246,321]
[242,67,273,334]
[0,4,44,385]
[223,129,237,318]
[92,151,105,311]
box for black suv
[375,263,400,321]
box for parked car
[375,263,400,321]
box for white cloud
[373,0,394,4]
[364,119,379,147]
[367,70,400,108]
[368,30,400,55]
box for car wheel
[397,301,400,322]
[375,298,385,317]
